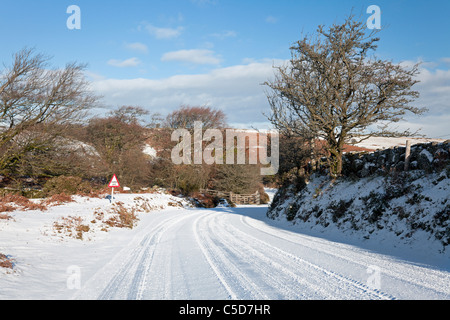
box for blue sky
[1,0,450,138]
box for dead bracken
[0,253,14,269]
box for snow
[0,189,449,300]
[142,144,157,158]
[56,138,100,157]
[264,188,278,203]
[420,149,434,163]
[354,136,446,151]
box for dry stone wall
[342,140,450,178]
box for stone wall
[341,140,450,178]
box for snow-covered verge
[267,169,450,265]
[0,191,193,279]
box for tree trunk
[327,135,345,177]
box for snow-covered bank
[0,192,192,299]
[267,169,450,269]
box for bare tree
[110,105,163,129]
[264,15,426,177]
[165,105,227,130]
[0,48,98,177]
[85,113,151,187]
[210,163,261,195]
[110,106,149,125]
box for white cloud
[413,66,450,115]
[141,23,183,39]
[84,71,106,81]
[441,57,450,65]
[124,42,148,54]
[161,49,222,65]
[107,57,142,68]
[91,60,283,126]
[382,60,450,138]
[93,58,450,138]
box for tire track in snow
[215,212,395,299]
[128,212,196,300]
[240,214,450,299]
[204,212,323,299]
[193,211,270,299]
[89,212,193,300]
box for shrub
[260,191,270,204]
[43,176,92,196]
[189,192,216,208]
[328,199,353,222]
[286,202,300,221]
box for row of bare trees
[0,50,263,197]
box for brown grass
[44,193,73,206]
[53,216,90,240]
[189,192,216,208]
[0,194,47,211]
[104,202,139,229]
[0,253,14,269]
[52,201,141,240]
[0,212,13,220]
[0,203,15,213]
[132,196,164,212]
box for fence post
[404,140,411,171]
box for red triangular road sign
[108,174,120,188]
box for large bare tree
[264,15,426,177]
[0,48,98,179]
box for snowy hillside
[268,169,450,263]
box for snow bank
[268,168,450,263]
[0,191,193,270]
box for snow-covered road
[1,193,449,300]
[70,205,449,300]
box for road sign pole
[108,174,120,204]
